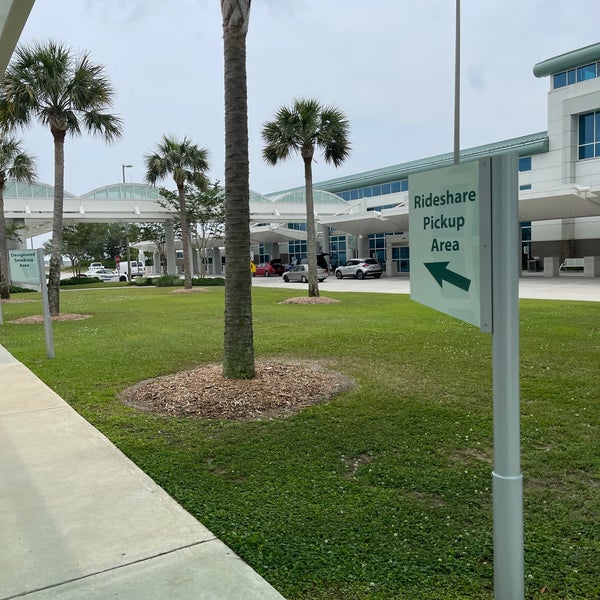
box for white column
[165,220,177,276]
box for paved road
[251,273,600,302]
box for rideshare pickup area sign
[409,159,492,332]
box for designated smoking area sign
[7,249,55,358]
[8,249,40,286]
[409,154,525,600]
[409,158,492,332]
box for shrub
[154,274,183,287]
[192,277,225,287]
[8,285,36,294]
[133,277,155,286]
[60,276,101,286]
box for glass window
[518,156,531,171]
[579,112,595,144]
[381,183,391,195]
[519,184,532,191]
[350,189,359,200]
[577,63,597,81]
[553,72,567,88]
[372,185,381,197]
[391,181,401,193]
[568,69,577,84]
[579,144,594,160]
[400,179,408,191]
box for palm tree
[0,136,36,300]
[144,135,209,289]
[221,0,255,379]
[0,40,123,315]
[262,98,351,297]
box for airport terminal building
[249,43,600,276]
[4,43,600,278]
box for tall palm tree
[0,136,36,300]
[221,0,255,379]
[262,98,351,297]
[144,135,209,290]
[0,40,123,315]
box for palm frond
[261,97,351,167]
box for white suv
[335,258,382,280]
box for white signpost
[409,154,524,599]
[8,249,55,359]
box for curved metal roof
[533,42,600,78]
[272,189,346,204]
[250,190,273,203]
[81,183,162,200]
[3,180,75,199]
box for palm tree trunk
[48,130,66,316]
[222,1,255,379]
[178,185,192,289]
[304,154,319,297]
[0,188,10,300]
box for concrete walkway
[0,344,284,599]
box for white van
[117,261,146,278]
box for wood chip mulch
[171,287,209,293]
[1,298,36,304]
[279,296,340,305]
[121,361,355,421]
[8,313,92,324]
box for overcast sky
[15,0,600,197]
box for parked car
[254,262,284,277]
[286,253,330,272]
[88,262,104,271]
[282,264,328,283]
[83,268,126,282]
[268,259,286,275]
[335,258,382,280]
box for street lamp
[121,164,133,280]
[122,163,133,183]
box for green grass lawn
[0,286,598,599]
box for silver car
[335,258,382,280]
[282,264,328,283]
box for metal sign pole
[490,153,523,599]
[37,249,55,359]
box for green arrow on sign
[424,261,471,292]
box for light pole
[122,164,133,280]
[122,163,132,183]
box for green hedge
[133,277,155,287]
[60,276,101,286]
[191,277,225,286]
[154,275,183,287]
[135,276,225,287]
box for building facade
[252,43,600,275]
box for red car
[254,261,285,277]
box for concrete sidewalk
[0,344,285,599]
